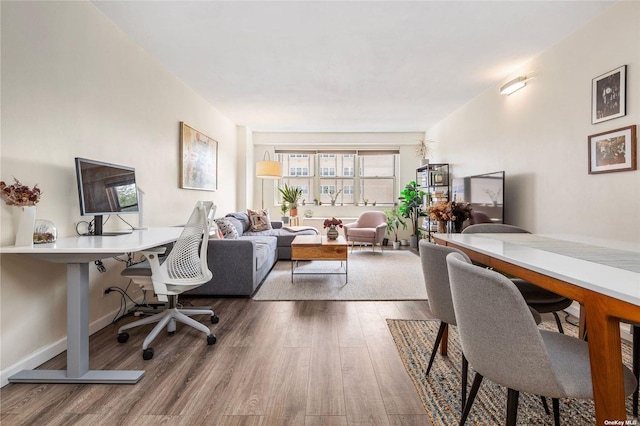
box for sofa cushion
[239,235,277,270]
[226,212,251,233]
[243,227,319,247]
[247,208,272,232]
[215,218,239,239]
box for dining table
[432,232,640,425]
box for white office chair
[117,201,218,360]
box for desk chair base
[117,297,218,360]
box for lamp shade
[256,160,282,179]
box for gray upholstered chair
[117,201,219,360]
[462,223,573,333]
[418,240,542,409]
[343,211,387,252]
[446,253,637,426]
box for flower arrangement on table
[0,178,41,206]
[428,201,472,232]
[323,217,343,228]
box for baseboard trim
[1,308,122,388]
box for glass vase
[327,225,339,240]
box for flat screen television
[451,171,505,224]
[75,157,139,235]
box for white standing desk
[0,227,182,384]
[433,233,640,425]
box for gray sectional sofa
[186,211,319,297]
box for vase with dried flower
[323,217,343,240]
[427,201,472,233]
[0,178,42,246]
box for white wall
[428,2,640,242]
[0,1,238,380]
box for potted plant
[280,202,290,225]
[398,180,426,249]
[329,189,342,206]
[278,184,303,217]
[415,139,434,165]
[385,208,407,249]
[428,201,472,233]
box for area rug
[387,318,635,425]
[252,249,427,301]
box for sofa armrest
[271,221,283,229]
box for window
[276,151,398,205]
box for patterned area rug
[387,318,635,425]
[253,248,427,301]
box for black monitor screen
[75,157,139,216]
[452,171,505,223]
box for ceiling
[92,1,614,132]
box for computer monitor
[452,171,505,223]
[75,157,139,235]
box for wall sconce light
[256,151,283,209]
[500,76,527,95]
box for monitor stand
[92,215,132,236]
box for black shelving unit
[416,163,450,241]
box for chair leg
[461,354,468,411]
[633,325,639,418]
[552,312,565,334]
[552,398,560,426]
[460,372,483,426]
[540,396,550,415]
[506,388,519,426]
[141,311,174,350]
[118,311,165,334]
[426,321,448,376]
[173,310,212,336]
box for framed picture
[180,122,218,191]
[592,65,626,124]
[588,125,636,174]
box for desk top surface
[433,233,640,306]
[0,227,182,255]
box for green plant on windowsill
[280,202,290,217]
[278,184,303,207]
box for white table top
[0,227,182,263]
[434,233,640,307]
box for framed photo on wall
[588,125,636,174]
[180,122,218,191]
[592,65,626,124]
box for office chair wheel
[117,332,129,343]
[211,314,219,324]
[207,334,217,345]
[142,348,154,360]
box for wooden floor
[0,298,435,425]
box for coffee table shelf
[291,235,348,283]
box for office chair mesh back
[164,202,212,284]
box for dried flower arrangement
[323,217,343,228]
[0,178,41,206]
[428,201,472,222]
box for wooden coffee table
[291,235,348,283]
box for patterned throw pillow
[214,218,239,239]
[208,221,225,240]
[247,208,272,232]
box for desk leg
[9,263,144,384]
[584,298,627,425]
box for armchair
[343,211,387,252]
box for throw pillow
[214,218,239,239]
[208,221,224,240]
[247,208,272,232]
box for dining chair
[117,201,219,360]
[461,223,573,333]
[419,240,542,410]
[446,253,637,426]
